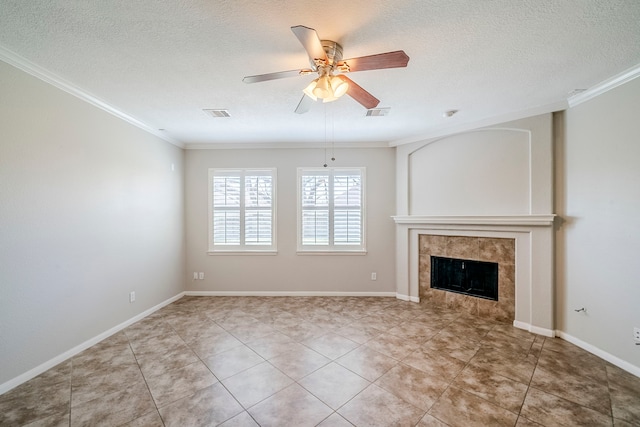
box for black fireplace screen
[431,256,498,301]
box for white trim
[208,250,278,256]
[185,291,396,297]
[389,100,568,147]
[555,331,640,378]
[0,292,185,395]
[297,167,367,253]
[0,47,183,148]
[296,250,367,256]
[392,215,556,227]
[184,141,391,150]
[513,320,555,337]
[568,63,640,107]
[208,168,277,252]
[395,294,421,303]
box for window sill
[296,250,367,256]
[208,250,278,256]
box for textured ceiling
[1,0,640,147]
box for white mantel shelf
[392,215,556,227]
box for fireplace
[431,256,498,301]
[392,215,556,336]
[419,234,515,323]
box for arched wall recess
[408,128,531,216]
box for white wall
[556,76,640,371]
[185,147,396,294]
[0,61,185,386]
[396,114,553,216]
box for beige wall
[185,147,396,294]
[0,61,185,386]
[555,76,640,372]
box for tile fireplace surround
[419,234,515,323]
[393,215,556,337]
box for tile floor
[1,296,639,426]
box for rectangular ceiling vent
[203,109,231,118]
[366,107,390,117]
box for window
[208,168,276,253]
[297,167,365,253]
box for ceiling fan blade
[243,69,312,84]
[338,50,410,73]
[294,94,315,114]
[291,25,328,67]
[337,75,380,109]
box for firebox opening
[431,256,498,301]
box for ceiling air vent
[366,107,390,117]
[203,109,231,118]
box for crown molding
[0,46,183,148]
[184,141,391,150]
[389,100,568,147]
[568,63,640,108]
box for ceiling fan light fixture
[330,76,349,98]
[303,80,318,100]
[312,76,332,98]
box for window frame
[208,168,277,255]
[296,167,366,255]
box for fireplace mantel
[392,215,556,227]
[393,214,556,337]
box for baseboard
[185,290,397,297]
[513,320,555,337]
[555,331,640,378]
[395,294,420,303]
[0,292,186,395]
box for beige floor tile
[158,382,244,427]
[402,346,467,382]
[222,362,294,408]
[375,363,449,411]
[452,364,528,413]
[468,346,537,384]
[302,332,360,360]
[416,413,449,426]
[520,387,613,426]
[145,360,217,407]
[245,331,298,359]
[5,296,637,427]
[338,384,425,427]
[248,383,333,427]
[20,411,70,427]
[607,364,640,424]
[316,412,354,427]
[335,323,384,344]
[203,345,265,379]
[428,386,518,427]
[136,345,201,379]
[218,411,260,426]
[364,332,423,360]
[70,382,155,426]
[336,346,398,382]
[299,362,370,409]
[267,345,330,380]
[71,363,145,407]
[530,363,612,416]
[189,330,245,359]
[421,330,481,362]
[121,410,164,427]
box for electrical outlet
[199,272,205,280]
[371,272,377,281]
[129,291,136,303]
[193,272,198,280]
[634,327,640,342]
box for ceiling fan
[243,25,410,114]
